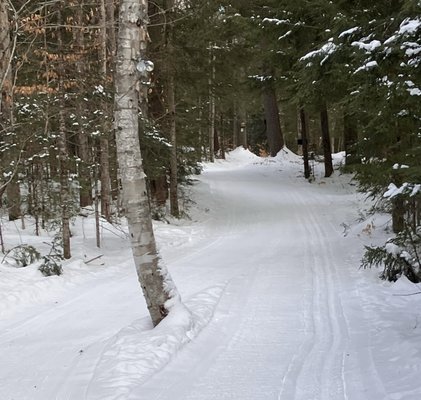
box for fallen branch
[84,254,103,264]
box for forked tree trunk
[320,103,334,177]
[114,0,180,326]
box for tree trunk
[238,103,247,149]
[391,170,405,233]
[320,104,334,177]
[74,0,92,208]
[114,0,180,326]
[299,107,311,179]
[343,109,359,166]
[168,74,179,217]
[208,46,215,162]
[106,0,116,59]
[166,0,179,217]
[99,0,112,221]
[57,7,71,259]
[1,1,21,221]
[262,83,284,156]
[219,114,225,160]
[232,101,238,148]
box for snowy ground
[1,148,421,400]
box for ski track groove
[275,175,348,400]
[1,160,397,400]
[313,190,390,400]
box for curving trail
[128,153,388,400]
[0,150,397,400]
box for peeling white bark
[114,0,181,326]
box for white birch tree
[114,0,182,326]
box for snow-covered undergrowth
[1,147,421,400]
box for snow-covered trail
[125,152,387,400]
[2,149,420,400]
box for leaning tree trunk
[262,82,284,157]
[114,0,180,326]
[320,103,334,178]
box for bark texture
[320,104,333,178]
[57,7,71,259]
[99,0,112,221]
[263,84,284,156]
[343,110,359,166]
[74,1,92,208]
[166,1,179,217]
[299,107,311,179]
[1,2,21,221]
[114,0,176,326]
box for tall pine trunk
[208,46,215,161]
[262,83,284,156]
[166,0,179,217]
[320,103,333,178]
[114,0,180,326]
[299,107,311,179]
[343,109,359,166]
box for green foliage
[8,244,41,267]
[38,256,63,277]
[362,227,421,283]
[38,234,64,276]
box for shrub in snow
[8,245,41,267]
[362,228,421,283]
[38,256,63,277]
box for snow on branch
[299,41,338,65]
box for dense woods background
[0,0,420,282]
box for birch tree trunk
[114,0,180,326]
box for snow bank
[87,285,225,400]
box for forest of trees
[0,1,420,297]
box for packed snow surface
[1,147,421,400]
